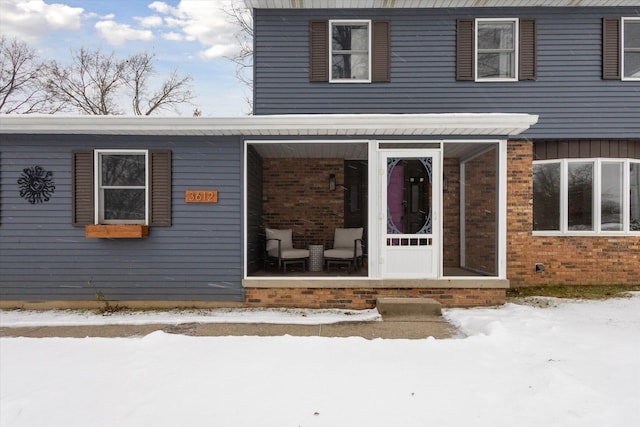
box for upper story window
[330,20,371,82]
[309,20,390,83]
[97,150,148,224]
[533,159,640,234]
[476,19,518,81]
[456,18,536,82]
[623,17,640,80]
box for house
[0,0,638,310]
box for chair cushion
[266,228,293,252]
[333,227,363,255]
[279,248,309,259]
[324,248,354,259]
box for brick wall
[443,159,461,268]
[507,140,640,286]
[245,287,505,309]
[464,148,498,274]
[263,158,344,246]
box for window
[330,20,371,82]
[309,20,390,83]
[623,18,640,80]
[533,162,560,231]
[476,19,518,81]
[603,17,640,80]
[456,18,536,81]
[97,150,147,224]
[601,162,623,231]
[72,150,171,228]
[631,163,640,231]
[533,159,640,234]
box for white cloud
[163,16,185,29]
[0,0,250,58]
[199,43,236,59]
[95,20,154,46]
[149,0,250,59]
[0,0,84,42]
[148,1,177,16]
[135,15,163,28]
[83,12,114,20]
[162,31,184,41]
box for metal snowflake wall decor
[18,166,56,204]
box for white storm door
[380,150,440,278]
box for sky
[0,0,251,116]
[2,295,639,426]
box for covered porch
[245,139,506,277]
[242,113,538,306]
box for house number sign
[185,190,218,203]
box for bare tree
[125,52,193,116]
[223,2,253,112]
[0,36,61,114]
[45,48,126,115]
[44,48,194,115]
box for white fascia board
[245,0,640,8]
[0,113,538,137]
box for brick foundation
[245,287,506,309]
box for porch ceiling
[245,0,637,8]
[251,142,369,159]
[0,113,538,137]
[251,141,495,160]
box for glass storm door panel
[382,151,440,278]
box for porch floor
[249,265,491,278]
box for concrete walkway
[0,318,457,340]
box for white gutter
[245,0,640,8]
[0,113,538,137]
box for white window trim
[622,17,640,81]
[475,18,519,82]
[94,149,149,225]
[329,19,372,83]
[533,158,640,236]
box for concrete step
[376,297,442,321]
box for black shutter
[457,19,475,81]
[72,150,94,226]
[519,19,537,81]
[372,20,391,82]
[603,17,621,80]
[310,20,329,82]
[149,150,172,226]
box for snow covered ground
[0,307,381,327]
[1,295,639,427]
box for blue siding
[0,135,244,302]
[253,7,640,139]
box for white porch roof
[244,0,638,8]
[0,113,537,137]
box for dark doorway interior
[344,160,368,231]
